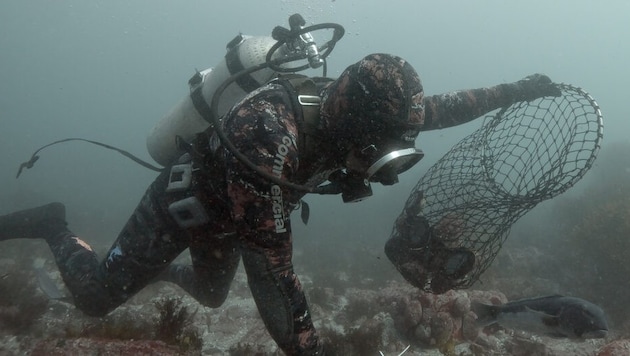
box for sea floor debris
[0,259,624,356]
[1,243,629,356]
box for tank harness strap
[279,75,323,156]
[225,46,262,93]
[189,71,215,127]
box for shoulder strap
[275,75,326,156]
[292,77,322,138]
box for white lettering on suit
[271,136,292,233]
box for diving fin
[34,267,71,303]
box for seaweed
[62,296,202,352]
[154,296,202,350]
[228,342,268,355]
[70,312,154,341]
[437,336,456,356]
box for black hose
[205,23,344,193]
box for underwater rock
[390,296,423,338]
[504,335,549,356]
[461,311,480,341]
[377,280,507,349]
[597,339,630,356]
[0,266,617,355]
[452,294,471,317]
[343,287,379,322]
[30,338,182,356]
[472,332,503,352]
[430,311,454,345]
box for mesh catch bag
[393,84,603,292]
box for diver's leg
[0,202,67,241]
[0,202,104,313]
[21,167,191,316]
[0,201,105,312]
[56,171,192,316]
[159,234,241,308]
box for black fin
[472,301,501,326]
[34,267,65,300]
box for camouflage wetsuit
[33,74,550,355]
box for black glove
[514,73,562,102]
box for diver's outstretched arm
[422,74,560,131]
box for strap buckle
[168,197,210,229]
[298,94,321,106]
[165,163,193,193]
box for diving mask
[366,147,424,185]
[357,141,424,186]
[315,141,424,202]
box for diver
[0,52,560,354]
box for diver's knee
[71,287,119,317]
[197,289,230,308]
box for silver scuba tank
[146,35,283,166]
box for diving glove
[513,73,562,102]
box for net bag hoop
[395,83,603,291]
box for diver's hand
[515,73,562,101]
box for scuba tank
[17,14,350,199]
[146,35,284,166]
[147,14,345,167]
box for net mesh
[398,84,603,291]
